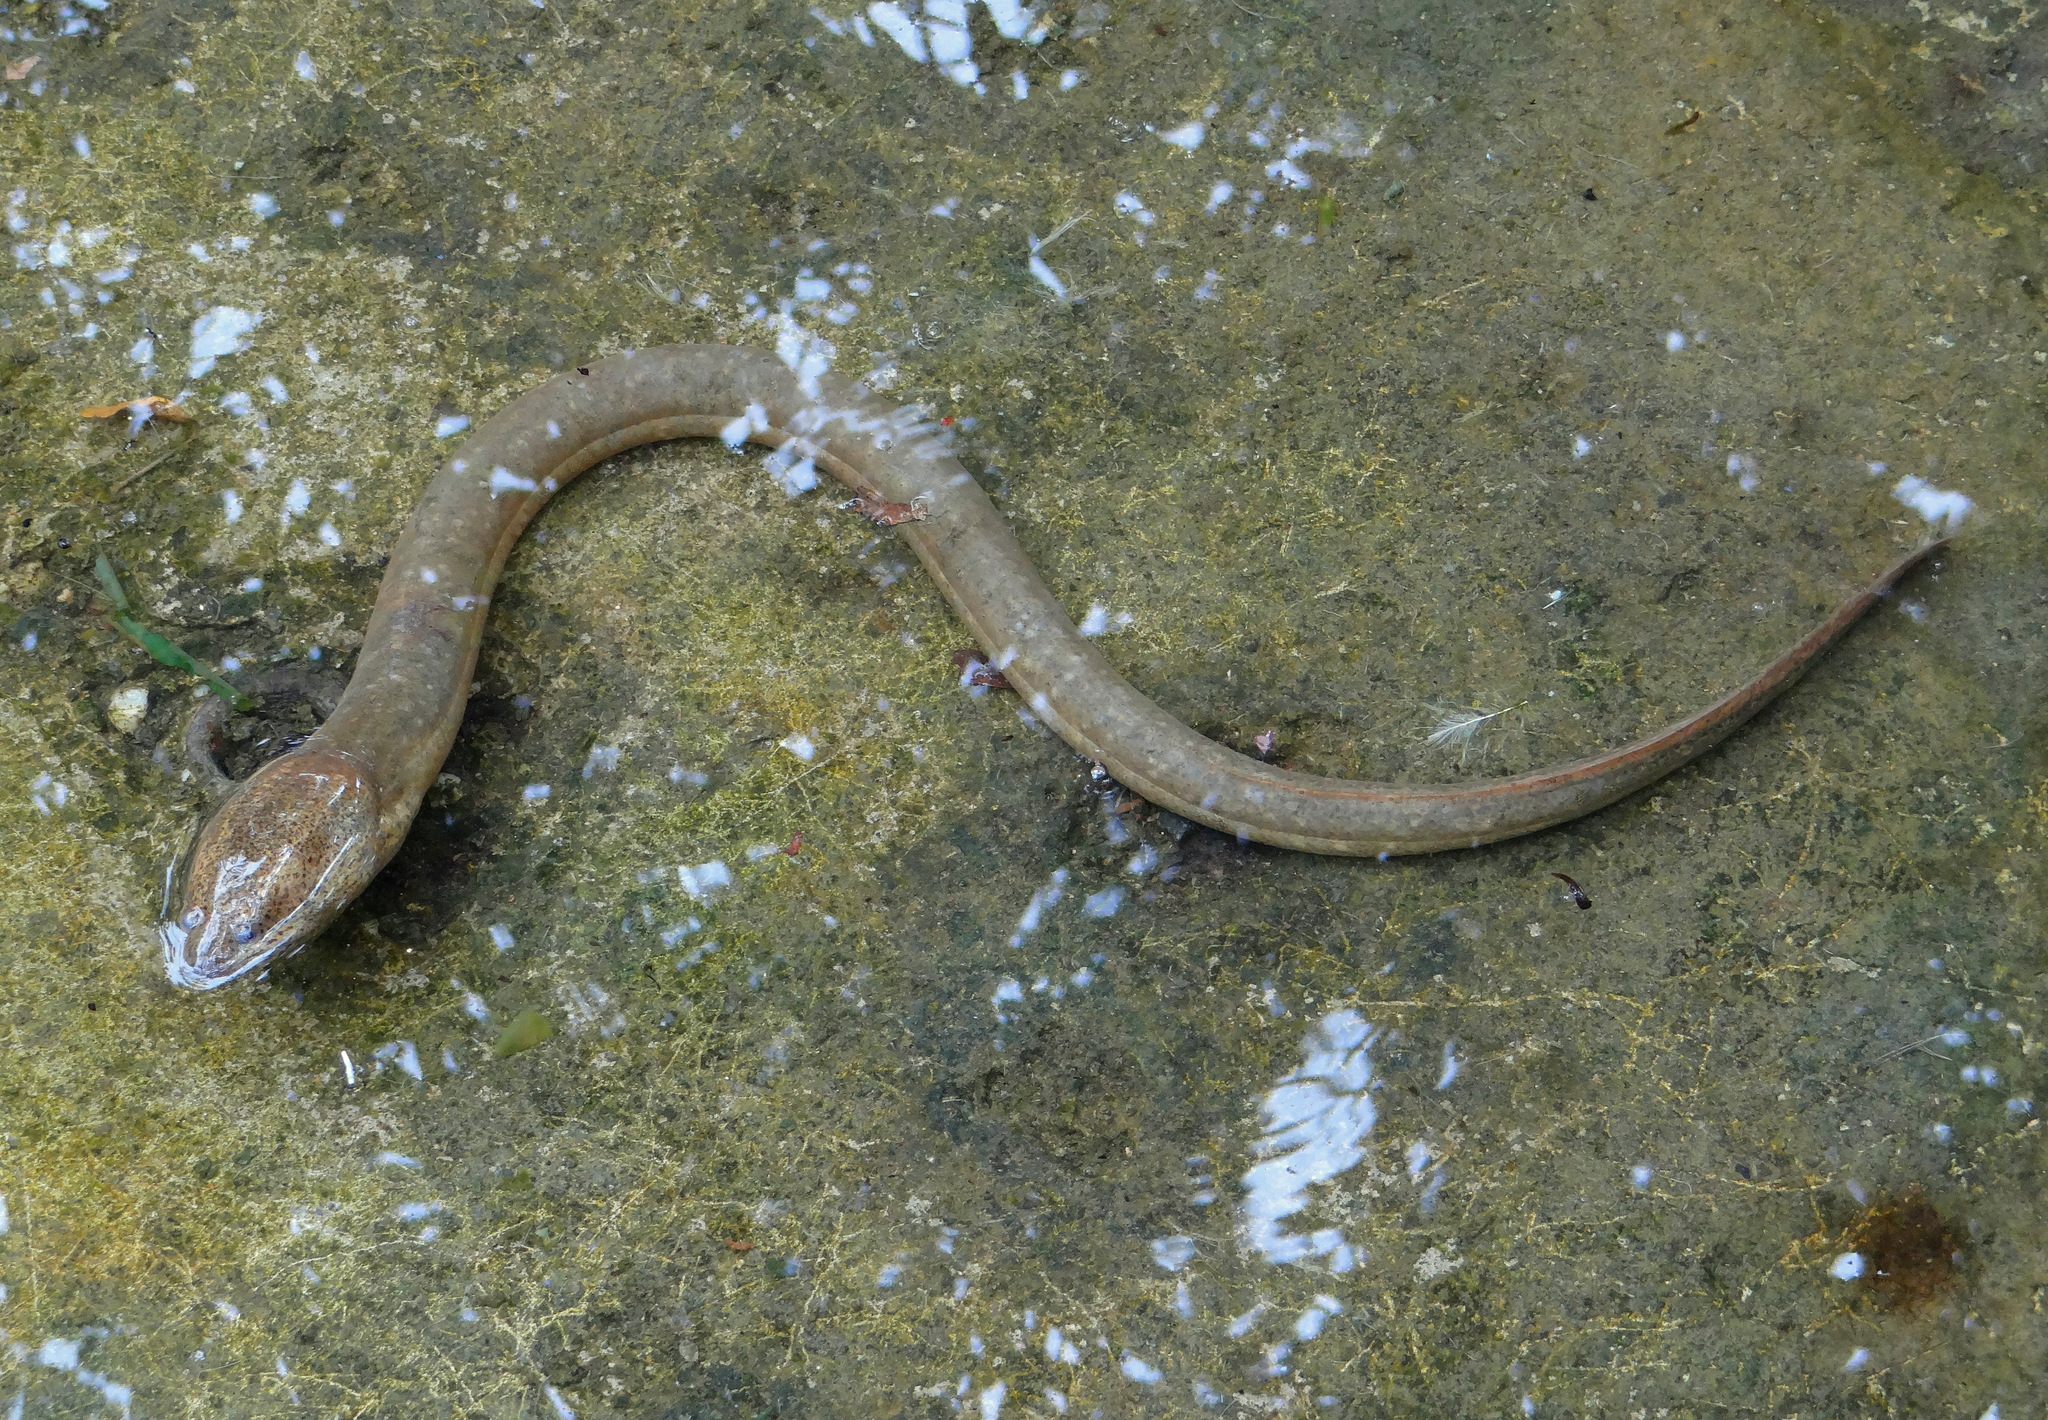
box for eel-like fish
[160,344,1943,989]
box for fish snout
[163,749,381,990]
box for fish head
[163,749,382,990]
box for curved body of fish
[161,344,1943,989]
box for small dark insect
[783,833,803,857]
[576,366,591,375]
[1583,187,1598,201]
[1551,872,1592,910]
[1665,109,1702,134]
[950,647,1011,690]
[845,494,929,527]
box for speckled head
[162,749,382,991]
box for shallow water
[1,0,2043,1414]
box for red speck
[844,495,928,527]
[949,648,1010,690]
[784,833,803,856]
[940,416,954,425]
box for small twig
[780,752,842,790]
[1418,277,1489,311]
[1032,210,1090,252]
[1864,1033,1955,1066]
[109,428,195,495]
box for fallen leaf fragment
[80,394,194,423]
[493,1008,556,1058]
[4,56,38,83]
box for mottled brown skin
[163,344,1947,989]
[164,750,381,989]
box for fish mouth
[159,746,384,992]
[159,913,299,991]
[158,848,340,992]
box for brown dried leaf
[79,395,195,423]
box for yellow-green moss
[0,0,2043,1412]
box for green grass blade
[95,558,255,711]
[92,555,133,614]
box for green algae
[0,0,2043,1414]
[494,1007,556,1058]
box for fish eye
[182,907,206,929]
